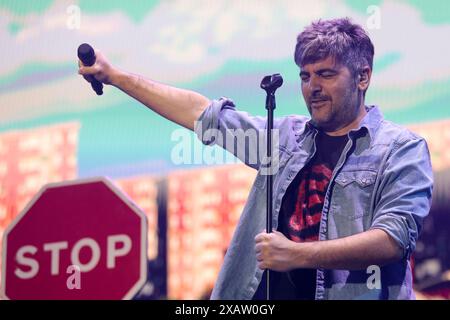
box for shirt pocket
[331,170,377,220]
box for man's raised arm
[78,50,210,131]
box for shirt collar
[303,105,383,143]
[350,105,383,143]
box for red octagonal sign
[1,177,147,300]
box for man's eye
[300,75,309,81]
[321,73,335,78]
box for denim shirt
[194,97,433,300]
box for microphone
[77,43,103,95]
[260,73,283,111]
[260,73,283,95]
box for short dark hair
[294,17,374,76]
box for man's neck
[325,105,367,137]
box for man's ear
[358,66,371,92]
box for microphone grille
[77,43,95,66]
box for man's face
[300,56,361,133]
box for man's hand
[255,231,300,272]
[78,50,119,86]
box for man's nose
[309,76,322,95]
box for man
[78,18,433,299]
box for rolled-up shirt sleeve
[370,137,433,259]
[194,97,278,170]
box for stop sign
[1,177,147,300]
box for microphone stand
[260,74,283,300]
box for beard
[308,101,336,130]
[307,82,360,132]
